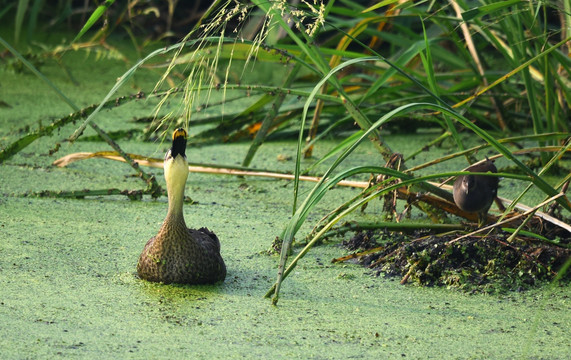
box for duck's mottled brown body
[453,158,498,225]
[137,214,226,284]
[137,128,226,284]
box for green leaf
[361,0,401,14]
[361,39,427,101]
[303,130,364,174]
[73,0,115,43]
[461,0,522,21]
[15,0,29,43]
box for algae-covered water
[1,34,570,359]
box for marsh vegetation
[1,1,571,358]
[1,0,570,306]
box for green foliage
[73,0,115,43]
[14,0,29,43]
[1,0,569,302]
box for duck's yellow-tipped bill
[173,128,188,140]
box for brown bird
[453,158,499,226]
[137,128,226,284]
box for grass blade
[15,0,29,43]
[73,0,115,43]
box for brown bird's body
[137,128,226,284]
[453,158,498,226]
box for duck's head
[167,128,188,160]
[164,128,189,191]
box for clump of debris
[337,229,570,294]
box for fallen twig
[53,151,571,234]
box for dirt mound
[340,229,570,293]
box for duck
[137,128,226,284]
[453,158,499,226]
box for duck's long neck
[164,155,189,225]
